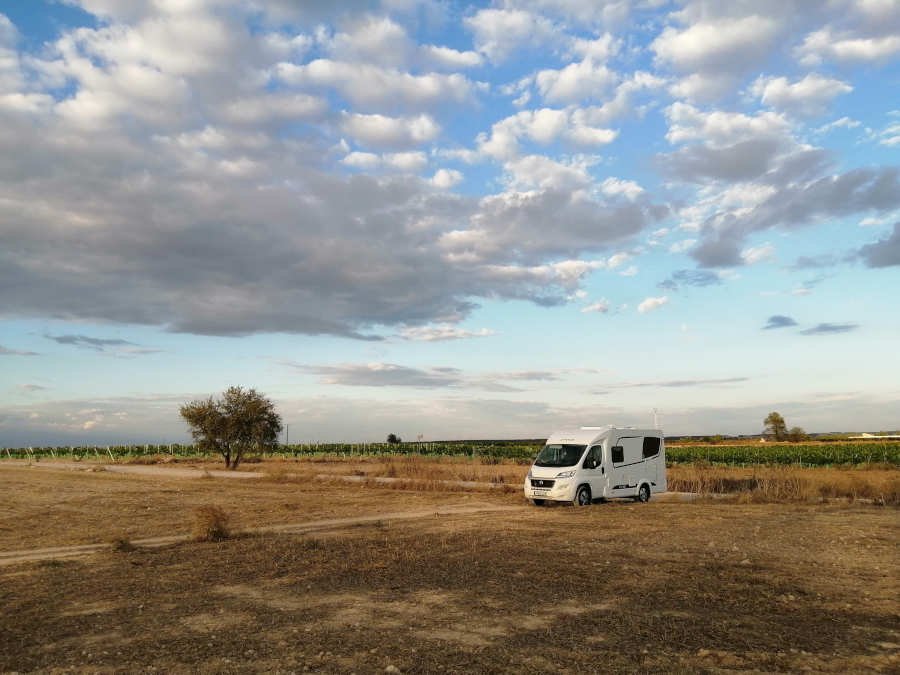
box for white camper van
[524,426,666,506]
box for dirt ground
[1,461,898,673]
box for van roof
[545,427,663,445]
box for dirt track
[0,503,523,566]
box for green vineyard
[2,440,899,467]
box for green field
[3,440,899,467]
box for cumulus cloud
[762,315,797,330]
[797,28,900,65]
[465,8,559,62]
[751,74,852,117]
[637,296,668,313]
[859,222,900,267]
[340,112,440,149]
[478,108,617,160]
[276,59,477,108]
[533,58,618,104]
[652,13,781,101]
[430,168,463,189]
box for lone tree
[180,386,282,469]
[763,412,788,441]
[386,433,402,444]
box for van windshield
[534,444,586,467]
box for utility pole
[652,408,659,429]
[286,424,289,446]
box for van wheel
[637,484,651,503]
[532,499,546,506]
[574,485,592,506]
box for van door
[609,435,643,497]
[581,444,606,498]
[641,436,662,491]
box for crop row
[2,440,899,466]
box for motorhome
[523,426,666,506]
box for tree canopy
[180,386,282,469]
[764,412,788,441]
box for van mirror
[611,446,624,463]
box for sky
[1,0,899,446]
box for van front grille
[530,479,555,488]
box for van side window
[611,445,624,463]
[643,436,660,458]
[583,445,602,468]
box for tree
[764,412,788,441]
[180,386,282,469]
[386,433,402,444]
[787,426,808,442]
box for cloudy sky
[1,0,899,445]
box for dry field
[1,460,898,673]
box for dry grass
[191,506,231,542]
[1,499,897,673]
[669,464,900,504]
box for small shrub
[192,505,231,542]
[110,537,135,552]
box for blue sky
[1,0,899,445]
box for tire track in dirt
[0,503,525,566]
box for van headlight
[555,470,577,478]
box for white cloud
[534,58,618,104]
[797,28,900,65]
[430,168,463,189]
[479,108,617,160]
[420,45,482,69]
[340,150,426,172]
[503,154,594,191]
[581,300,610,314]
[816,116,861,134]
[637,295,668,313]
[399,324,495,341]
[669,238,697,254]
[653,16,779,71]
[323,15,413,68]
[741,243,775,264]
[569,33,619,60]
[751,74,852,117]
[665,102,790,146]
[652,14,780,101]
[879,122,900,147]
[465,8,559,62]
[219,93,327,125]
[276,59,476,108]
[600,177,643,201]
[340,112,440,149]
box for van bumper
[523,481,576,503]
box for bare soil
[1,460,898,673]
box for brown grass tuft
[192,505,231,542]
[110,537,135,552]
